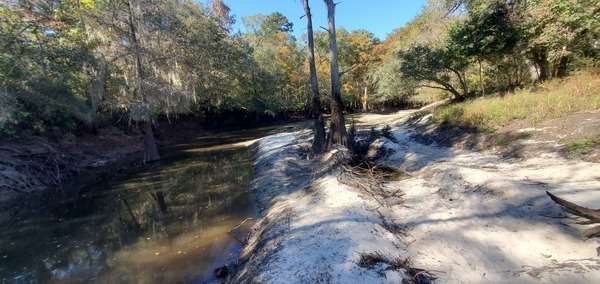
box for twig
[227,218,254,244]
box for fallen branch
[546,191,600,240]
[546,191,600,220]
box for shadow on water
[0,125,280,283]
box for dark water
[0,126,277,283]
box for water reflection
[0,127,275,283]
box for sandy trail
[230,107,600,283]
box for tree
[240,12,304,115]
[262,12,294,35]
[0,0,95,138]
[520,0,599,80]
[323,0,350,149]
[370,1,454,106]
[448,2,517,95]
[303,0,326,155]
[90,0,234,162]
[124,0,160,162]
[341,30,380,111]
[398,45,469,100]
[210,0,234,31]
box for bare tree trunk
[361,85,368,112]
[533,48,549,81]
[127,0,160,163]
[555,55,569,78]
[478,58,485,96]
[324,0,350,150]
[303,0,326,156]
[142,122,160,163]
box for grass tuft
[565,136,599,154]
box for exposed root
[0,145,68,197]
[338,158,406,208]
[358,251,437,284]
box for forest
[2,0,597,142]
[1,0,599,282]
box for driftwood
[546,191,600,240]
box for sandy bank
[229,109,600,283]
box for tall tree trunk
[303,0,326,155]
[324,0,350,150]
[361,85,368,112]
[142,122,160,163]
[555,55,569,78]
[533,48,549,81]
[478,58,485,96]
[127,0,160,162]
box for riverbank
[229,106,600,283]
[0,118,209,202]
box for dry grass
[432,69,600,132]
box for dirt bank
[0,119,208,202]
[229,107,600,283]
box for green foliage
[373,0,598,104]
[398,45,469,100]
[449,2,517,59]
[448,1,519,94]
[239,12,305,115]
[0,0,96,138]
[262,12,294,34]
[369,56,418,104]
[520,0,600,79]
[2,0,598,141]
[370,2,453,106]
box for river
[0,126,278,283]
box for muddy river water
[0,126,277,283]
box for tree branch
[339,62,361,77]
[547,191,600,220]
[418,84,450,92]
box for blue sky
[223,0,427,40]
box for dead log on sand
[546,191,600,240]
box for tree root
[0,143,70,197]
